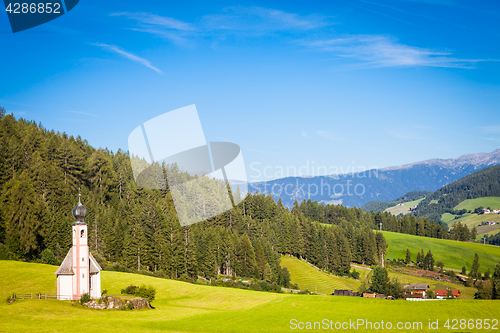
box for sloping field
[383,231,500,273]
[1,260,499,333]
[442,212,500,228]
[455,197,500,211]
[280,256,360,294]
[385,198,424,215]
[442,197,500,228]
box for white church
[55,195,101,300]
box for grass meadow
[385,198,425,216]
[2,260,500,332]
[280,256,360,294]
[383,231,500,273]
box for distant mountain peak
[380,149,500,172]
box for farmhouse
[55,195,101,300]
[334,290,359,297]
[403,284,429,299]
[435,289,461,299]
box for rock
[131,298,151,309]
[83,296,149,310]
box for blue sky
[1,0,499,182]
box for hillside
[2,260,499,333]
[249,150,500,208]
[361,191,431,213]
[383,231,500,273]
[385,198,425,216]
[413,165,500,223]
[280,256,360,294]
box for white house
[55,195,101,300]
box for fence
[13,293,60,300]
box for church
[55,195,101,300]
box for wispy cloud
[388,130,421,140]
[63,110,100,117]
[111,12,195,31]
[316,130,342,140]
[91,43,163,74]
[110,12,193,44]
[303,35,489,68]
[301,131,309,138]
[413,124,433,130]
[485,137,500,143]
[482,125,500,133]
[202,6,334,32]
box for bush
[250,283,262,291]
[105,262,129,272]
[122,285,138,295]
[6,294,15,305]
[41,249,58,265]
[79,293,91,305]
[135,285,156,302]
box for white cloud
[91,43,163,74]
[482,125,500,133]
[63,110,100,117]
[202,6,334,32]
[303,35,488,68]
[301,131,309,138]
[316,130,342,140]
[110,12,193,44]
[111,12,195,31]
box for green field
[280,256,360,294]
[383,231,500,273]
[442,212,500,228]
[2,260,500,333]
[441,197,500,229]
[455,197,500,211]
[385,198,424,215]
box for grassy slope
[383,231,500,273]
[441,197,500,229]
[455,197,500,211]
[385,198,424,215]
[280,256,360,294]
[1,261,500,332]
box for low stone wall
[84,296,150,310]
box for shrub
[79,293,91,305]
[40,249,58,265]
[122,285,138,295]
[135,285,156,302]
[250,283,262,291]
[105,262,129,272]
[6,294,15,305]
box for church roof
[55,248,74,275]
[89,252,102,274]
[54,248,102,275]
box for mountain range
[247,149,500,208]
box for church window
[80,229,85,238]
[82,257,84,262]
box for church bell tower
[71,193,90,299]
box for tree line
[0,112,388,286]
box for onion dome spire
[72,188,87,223]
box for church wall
[57,275,73,300]
[90,272,101,299]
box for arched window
[80,229,85,238]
